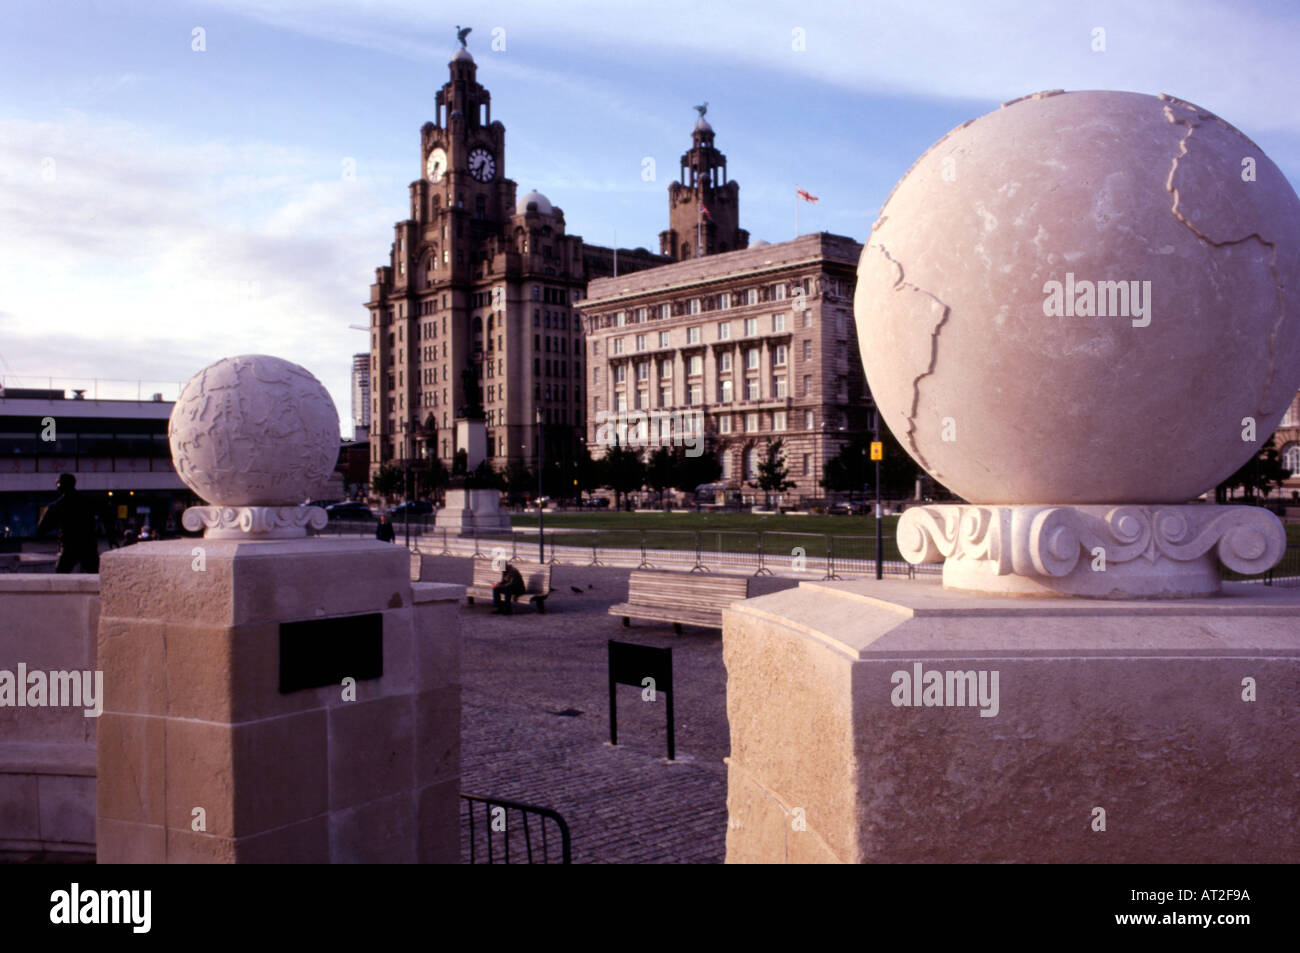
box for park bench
[465,560,553,613]
[609,570,751,633]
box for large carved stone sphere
[169,355,339,506]
[856,90,1300,504]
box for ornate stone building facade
[365,43,664,477]
[1270,391,1300,496]
[582,233,871,501]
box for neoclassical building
[1271,391,1300,497]
[581,233,871,501]
[364,41,664,476]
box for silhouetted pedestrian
[36,474,100,573]
[375,515,396,543]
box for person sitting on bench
[492,561,526,614]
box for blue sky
[2,0,1299,435]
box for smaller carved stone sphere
[169,355,340,507]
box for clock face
[467,147,496,183]
[426,148,447,183]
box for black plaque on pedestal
[279,613,384,694]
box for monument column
[724,90,1300,864]
[96,355,462,863]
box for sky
[2,0,1299,437]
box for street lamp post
[403,425,411,549]
[536,410,544,563]
[874,408,883,580]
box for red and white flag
[697,202,711,220]
[796,188,819,204]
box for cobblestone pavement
[415,556,798,864]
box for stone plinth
[455,418,487,471]
[723,578,1300,863]
[95,538,461,863]
[437,488,510,534]
[0,575,100,855]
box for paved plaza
[423,555,799,864]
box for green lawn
[505,511,905,561]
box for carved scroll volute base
[181,505,329,539]
[897,504,1286,599]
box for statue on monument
[459,364,485,421]
[693,101,708,119]
[456,25,471,48]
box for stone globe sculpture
[170,354,339,538]
[858,91,1299,597]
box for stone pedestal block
[95,538,461,863]
[723,578,1300,863]
[437,488,511,534]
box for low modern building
[0,388,191,537]
[581,232,872,502]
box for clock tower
[659,110,748,260]
[366,33,599,484]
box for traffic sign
[870,441,883,461]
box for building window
[773,283,786,301]
[658,387,669,408]
[745,415,759,436]
[745,289,758,306]
[616,365,626,382]
[774,344,788,366]
[722,452,732,479]
[802,375,812,397]
[688,383,702,405]
[774,411,787,431]
[744,317,758,336]
[613,338,625,355]
[635,307,647,322]
[802,453,811,476]
[660,303,672,320]
[774,377,787,398]
[719,415,732,434]
[689,298,701,315]
[773,313,786,332]
[746,379,760,401]
[717,321,730,340]
[615,393,627,412]
[688,355,703,375]
[616,311,626,327]
[804,409,815,430]
[637,362,649,381]
[802,339,813,361]
[803,311,813,329]
[720,380,733,403]
[687,326,701,344]
[1283,442,1300,475]
[636,334,647,351]
[658,330,670,348]
[746,348,760,370]
[720,352,732,372]
[720,292,731,309]
[660,360,672,379]
[593,367,600,384]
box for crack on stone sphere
[1162,97,1288,420]
[871,242,953,478]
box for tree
[599,442,645,511]
[371,464,403,501]
[749,438,797,507]
[821,427,922,500]
[645,447,676,507]
[1216,445,1292,503]
[504,458,533,505]
[413,456,449,502]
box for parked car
[387,501,434,518]
[325,501,374,520]
[581,496,610,509]
[302,499,340,510]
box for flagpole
[613,227,618,277]
[794,186,799,239]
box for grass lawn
[505,510,906,560]
[500,510,1300,574]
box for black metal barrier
[460,793,572,864]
